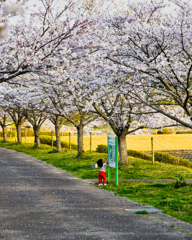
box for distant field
[126,134,192,151]
[60,134,192,151]
[8,134,192,151]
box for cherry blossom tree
[103,0,192,129]
[92,93,145,165]
[64,1,186,165]
[38,74,99,156]
[0,74,47,146]
[24,108,48,147]
[73,61,157,165]
[7,107,25,143]
[0,82,25,143]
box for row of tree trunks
[1,124,42,147]
[2,123,22,143]
[1,110,128,164]
[1,111,85,154]
[0,114,63,150]
[2,123,22,144]
[1,120,128,165]
[1,117,129,166]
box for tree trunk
[33,127,41,147]
[118,134,129,165]
[16,122,22,143]
[2,126,7,142]
[77,124,84,157]
[55,116,61,152]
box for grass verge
[0,141,192,224]
[104,181,192,224]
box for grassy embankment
[0,141,192,225]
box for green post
[90,132,92,153]
[107,136,111,182]
[115,136,118,186]
[108,165,111,183]
[69,132,71,150]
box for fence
[126,135,192,168]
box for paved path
[0,147,191,240]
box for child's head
[97,159,103,168]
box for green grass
[104,181,192,224]
[0,141,192,224]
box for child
[97,158,108,186]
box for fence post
[69,132,71,150]
[151,137,155,164]
[51,130,53,147]
[90,132,92,153]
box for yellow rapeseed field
[60,134,192,151]
[9,134,192,151]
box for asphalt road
[0,147,191,240]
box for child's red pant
[98,171,107,184]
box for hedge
[96,144,152,160]
[176,130,192,134]
[0,131,16,137]
[157,128,175,134]
[22,130,34,137]
[127,149,152,161]
[40,135,78,150]
[154,151,192,168]
[0,130,73,138]
[0,130,33,137]
[127,150,192,169]
[96,144,192,169]
[96,144,108,153]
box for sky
[4,0,155,16]
[3,0,191,26]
